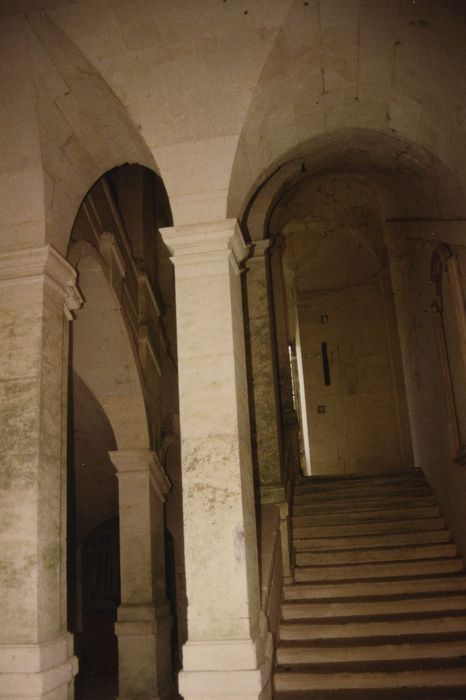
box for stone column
[245,240,283,502]
[109,449,172,700]
[160,220,272,700]
[0,245,81,699]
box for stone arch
[236,129,466,242]
[65,162,179,699]
[227,1,466,220]
[0,11,167,257]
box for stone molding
[109,448,171,502]
[248,238,271,263]
[0,244,82,318]
[160,218,249,267]
[180,632,273,698]
[0,633,78,697]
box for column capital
[0,244,82,318]
[109,448,171,502]
[160,218,249,267]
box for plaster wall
[297,283,404,475]
[387,228,466,557]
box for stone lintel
[160,219,249,267]
[109,448,171,502]
[0,244,83,318]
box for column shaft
[161,220,272,700]
[246,241,284,502]
[0,245,81,699]
[109,449,172,700]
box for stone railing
[260,503,284,639]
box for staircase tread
[295,542,457,563]
[282,593,466,605]
[293,528,452,552]
[283,590,466,604]
[275,469,466,697]
[293,506,441,526]
[275,691,466,699]
[296,469,422,483]
[278,635,466,648]
[295,488,432,501]
[275,657,466,672]
[293,518,447,538]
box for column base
[0,633,78,699]
[179,633,273,700]
[116,604,172,700]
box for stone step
[293,505,440,528]
[293,494,436,516]
[293,476,429,498]
[294,529,450,551]
[294,486,432,506]
[294,557,464,582]
[281,595,466,621]
[279,614,466,641]
[283,576,466,600]
[295,542,457,567]
[274,667,466,692]
[293,516,446,539]
[276,639,466,665]
[294,469,427,493]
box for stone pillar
[245,241,293,583]
[109,449,172,700]
[245,240,283,502]
[160,220,272,700]
[0,245,81,699]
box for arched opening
[270,172,412,476]
[68,372,119,699]
[239,128,464,480]
[65,164,183,699]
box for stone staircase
[274,468,466,698]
